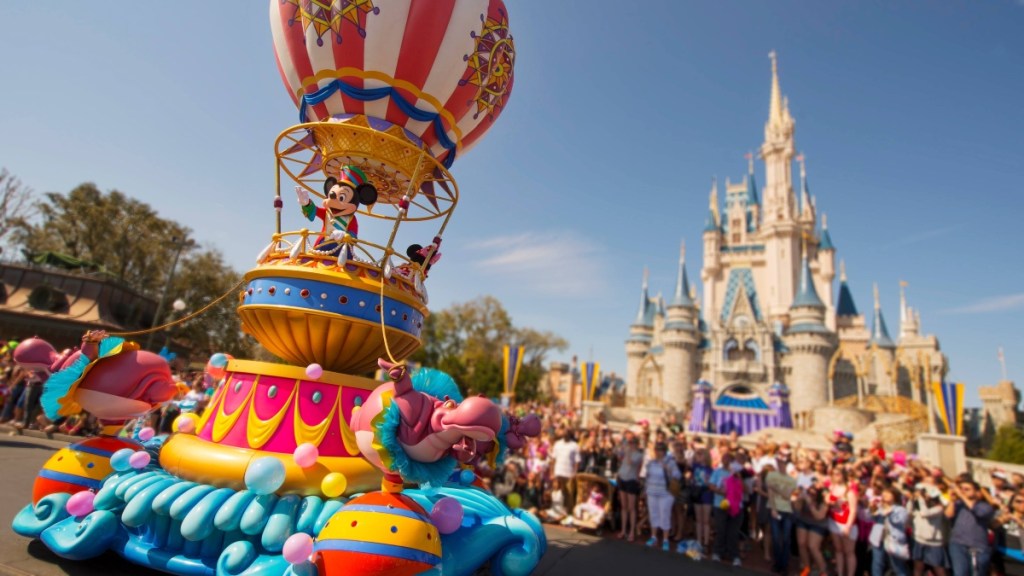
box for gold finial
[680,239,686,263]
[873,282,880,310]
[643,266,649,287]
[822,213,828,229]
[796,153,806,179]
[840,260,847,282]
[745,151,755,175]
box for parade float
[12,1,545,575]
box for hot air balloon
[241,0,517,374]
[270,0,515,167]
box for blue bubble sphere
[209,353,229,368]
[244,457,286,495]
[110,448,135,472]
[459,469,476,485]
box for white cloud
[943,293,1024,314]
[471,232,608,297]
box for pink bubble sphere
[293,443,319,469]
[305,363,323,379]
[129,451,151,469]
[430,496,464,534]
[138,427,155,442]
[174,413,198,434]
[66,491,95,517]
[282,533,314,565]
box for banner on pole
[931,380,964,436]
[502,345,525,397]
[582,362,600,401]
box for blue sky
[1,2,1022,406]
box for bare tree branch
[0,168,36,255]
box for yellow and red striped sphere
[314,492,440,576]
[33,436,140,504]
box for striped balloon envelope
[270,0,515,168]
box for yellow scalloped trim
[247,380,298,449]
[340,401,361,457]
[211,375,258,443]
[293,381,339,447]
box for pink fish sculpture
[351,359,502,489]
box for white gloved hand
[329,229,346,241]
[295,185,310,205]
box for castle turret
[869,283,897,395]
[702,178,722,324]
[784,248,837,416]
[662,242,699,412]
[899,281,920,339]
[625,268,654,405]
[818,213,836,329]
[759,51,802,321]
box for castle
[624,54,948,434]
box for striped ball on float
[33,436,141,504]
[313,491,441,576]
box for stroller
[563,473,616,534]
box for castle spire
[791,243,825,309]
[768,50,785,128]
[899,280,920,338]
[745,153,760,206]
[670,241,694,308]
[870,283,895,349]
[836,260,859,316]
[899,280,907,324]
[633,267,652,326]
[819,213,835,251]
[704,177,720,232]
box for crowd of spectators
[6,338,1024,576]
[488,401,1024,576]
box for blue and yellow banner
[502,345,525,397]
[932,381,964,436]
[582,362,601,401]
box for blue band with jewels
[241,276,423,337]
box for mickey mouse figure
[406,237,442,277]
[295,165,378,252]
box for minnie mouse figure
[295,165,378,253]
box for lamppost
[163,298,187,350]
[147,236,188,350]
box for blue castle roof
[721,268,762,322]
[791,254,825,309]
[837,273,859,317]
[871,304,896,349]
[670,252,694,308]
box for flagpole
[999,347,1008,381]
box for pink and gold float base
[159,359,382,496]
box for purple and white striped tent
[688,381,793,436]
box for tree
[988,425,1024,465]
[14,183,192,295]
[13,183,254,358]
[0,169,36,255]
[166,249,251,357]
[410,295,567,400]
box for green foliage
[13,182,253,358]
[410,295,567,401]
[987,425,1024,465]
